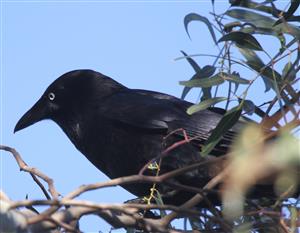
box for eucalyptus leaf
[184,13,217,44]
[282,62,296,82]
[238,99,266,119]
[202,106,242,156]
[202,65,216,77]
[180,50,201,73]
[230,0,280,16]
[179,51,213,100]
[187,97,228,115]
[243,99,255,115]
[154,191,167,218]
[240,25,286,48]
[238,47,283,92]
[201,65,215,100]
[285,16,300,23]
[283,1,299,19]
[274,1,300,26]
[230,0,243,6]
[231,71,240,94]
[226,8,275,27]
[181,74,197,100]
[180,51,201,99]
[223,72,250,84]
[218,31,263,51]
[224,21,242,32]
[226,9,300,39]
[180,73,224,88]
[180,71,250,89]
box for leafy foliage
[178,0,299,232]
[179,0,299,153]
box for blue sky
[1,0,291,232]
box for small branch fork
[0,145,58,199]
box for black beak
[14,97,48,133]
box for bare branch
[0,145,58,199]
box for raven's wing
[98,89,189,130]
[135,89,248,155]
[98,89,246,154]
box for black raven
[13,69,295,205]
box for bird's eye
[48,92,55,101]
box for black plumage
[13,69,289,205]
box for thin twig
[0,145,58,199]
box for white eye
[48,92,55,101]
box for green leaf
[230,0,243,6]
[284,16,300,23]
[200,65,216,100]
[224,21,242,33]
[226,8,276,27]
[243,99,255,115]
[154,191,167,217]
[179,73,224,88]
[238,97,258,116]
[222,72,250,84]
[284,1,300,19]
[277,32,286,50]
[180,50,201,73]
[231,71,240,94]
[218,31,263,51]
[282,61,296,82]
[226,9,300,39]
[184,13,217,44]
[187,97,227,115]
[274,1,300,26]
[181,74,197,100]
[180,72,249,89]
[240,26,286,47]
[231,0,279,15]
[238,47,283,92]
[202,65,216,77]
[202,106,242,156]
[180,51,204,100]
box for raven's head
[14,69,124,133]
